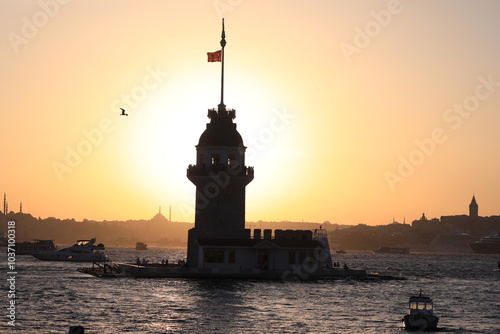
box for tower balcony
[187,163,254,178]
[208,108,236,119]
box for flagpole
[219,18,226,112]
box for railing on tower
[187,164,253,177]
[207,108,236,119]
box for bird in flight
[120,108,128,116]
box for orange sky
[1,0,500,225]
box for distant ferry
[16,239,57,255]
[468,235,500,254]
[136,242,148,250]
[373,247,410,254]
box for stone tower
[185,20,254,267]
[186,106,254,266]
[469,195,478,217]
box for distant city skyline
[2,1,500,225]
[3,191,497,228]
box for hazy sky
[1,0,500,225]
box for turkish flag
[207,50,222,62]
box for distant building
[469,195,478,218]
[412,212,439,229]
[440,195,500,235]
[3,193,7,216]
[151,206,168,223]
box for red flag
[207,50,222,62]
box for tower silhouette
[3,193,7,216]
[186,20,254,267]
[469,195,478,217]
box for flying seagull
[120,108,128,116]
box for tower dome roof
[197,108,244,147]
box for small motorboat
[402,291,439,331]
[32,238,108,262]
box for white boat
[32,238,108,262]
[402,291,439,331]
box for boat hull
[468,243,500,254]
[373,247,410,254]
[33,252,107,262]
[402,314,439,331]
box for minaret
[3,193,6,215]
[19,201,22,213]
[469,195,478,217]
[186,20,254,267]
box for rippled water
[3,249,499,333]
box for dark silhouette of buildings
[469,195,478,218]
[413,195,500,236]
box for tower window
[204,248,224,263]
[211,154,220,165]
[228,154,236,165]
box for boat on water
[15,239,57,255]
[402,291,439,331]
[136,242,148,250]
[32,238,108,262]
[467,234,500,254]
[373,247,410,254]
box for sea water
[2,249,499,333]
